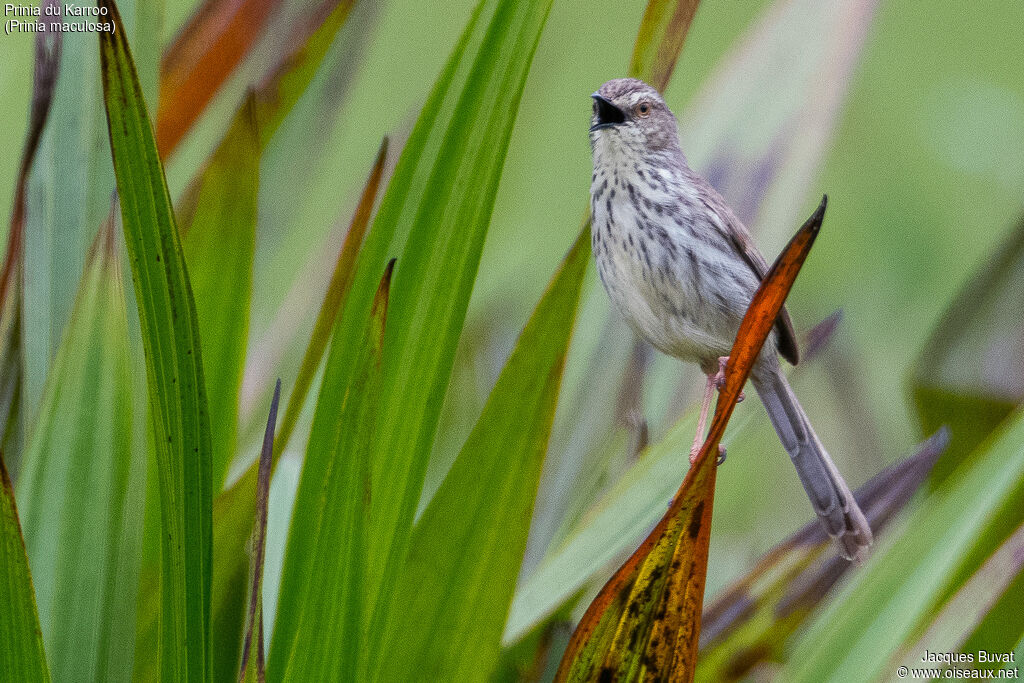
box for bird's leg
[715,355,744,402]
[689,373,717,464]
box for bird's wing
[699,182,800,365]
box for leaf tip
[814,194,828,225]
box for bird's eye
[636,101,651,117]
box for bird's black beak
[590,93,625,132]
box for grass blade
[358,2,555,670]
[16,218,147,683]
[132,1,363,676]
[267,261,393,682]
[628,0,701,91]
[556,200,828,682]
[98,1,214,679]
[958,553,1024,671]
[0,2,61,472]
[238,379,280,683]
[780,407,1024,682]
[0,456,49,682]
[181,95,260,490]
[273,136,388,458]
[380,228,589,680]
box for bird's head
[589,78,680,157]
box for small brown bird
[588,77,871,561]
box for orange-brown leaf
[156,0,284,156]
[556,197,827,682]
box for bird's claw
[714,356,729,390]
[713,357,743,400]
[716,445,727,466]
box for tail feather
[752,369,872,562]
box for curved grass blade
[98,1,214,679]
[156,0,285,156]
[0,3,61,473]
[208,137,384,681]
[556,199,828,682]
[253,1,554,675]
[16,218,147,683]
[188,0,365,422]
[380,229,589,681]
[181,95,260,491]
[238,379,280,683]
[267,261,392,682]
[0,456,49,682]
[695,429,948,682]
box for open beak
[590,93,625,132]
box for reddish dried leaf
[556,198,827,683]
[156,0,284,156]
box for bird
[587,77,872,562]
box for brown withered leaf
[555,199,828,682]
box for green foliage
[267,262,390,681]
[0,458,49,682]
[780,408,1024,681]
[98,1,214,678]
[181,97,260,490]
[17,230,145,683]
[381,228,589,681]
[2,0,1022,679]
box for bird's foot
[717,445,727,466]
[714,356,744,401]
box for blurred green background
[2,0,1023,674]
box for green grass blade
[0,457,49,682]
[381,229,589,681]
[23,0,160,422]
[98,1,214,680]
[358,2,555,670]
[181,96,260,491]
[779,408,1024,682]
[273,136,389,459]
[267,261,393,682]
[134,4,369,676]
[959,555,1024,670]
[16,223,147,683]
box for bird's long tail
[752,369,872,561]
